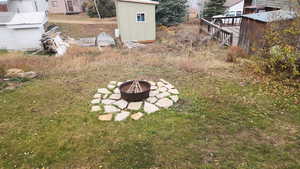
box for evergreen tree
[155,0,188,26]
[87,0,116,18]
[202,0,225,19]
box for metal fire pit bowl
[119,80,151,102]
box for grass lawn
[0,20,299,169]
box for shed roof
[0,12,47,26]
[224,0,242,8]
[242,10,296,23]
[118,0,159,5]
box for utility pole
[93,0,101,19]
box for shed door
[0,4,8,12]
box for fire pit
[119,80,151,102]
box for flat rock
[158,87,168,92]
[115,111,130,121]
[131,112,144,120]
[113,99,128,109]
[98,114,113,121]
[91,99,101,104]
[117,82,123,86]
[98,88,111,94]
[102,94,109,99]
[146,97,158,104]
[110,81,117,85]
[18,71,38,79]
[150,86,158,90]
[165,83,174,89]
[102,99,116,105]
[156,92,170,99]
[5,68,24,77]
[160,79,169,84]
[144,102,159,114]
[148,81,156,86]
[169,89,179,95]
[94,93,102,99]
[170,95,179,103]
[107,84,116,90]
[156,98,173,108]
[104,105,120,113]
[113,88,120,94]
[110,93,121,100]
[127,102,143,110]
[157,82,165,87]
[91,106,101,112]
[149,90,159,97]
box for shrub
[257,19,300,78]
[155,0,188,26]
[226,46,247,62]
[87,0,116,18]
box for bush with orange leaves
[226,46,247,63]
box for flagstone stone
[156,98,173,108]
[151,86,158,90]
[127,101,143,110]
[104,105,120,113]
[131,112,144,120]
[107,84,116,90]
[102,99,116,105]
[170,95,179,103]
[113,99,128,109]
[157,82,165,87]
[102,94,109,99]
[149,90,159,97]
[113,88,120,94]
[117,82,123,86]
[115,111,130,121]
[169,88,179,95]
[146,97,158,104]
[98,88,111,94]
[149,81,156,86]
[158,87,168,92]
[91,99,101,104]
[144,102,159,114]
[110,93,121,100]
[94,93,102,99]
[98,114,113,121]
[160,79,169,84]
[156,92,170,98]
[91,106,101,112]
[110,81,117,85]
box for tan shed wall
[116,1,156,42]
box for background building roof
[224,0,243,8]
[242,10,297,22]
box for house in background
[115,0,159,43]
[48,0,87,14]
[243,0,295,14]
[224,0,244,16]
[0,0,48,50]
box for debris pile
[41,26,70,56]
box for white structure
[0,0,48,51]
[115,0,159,42]
[224,0,244,16]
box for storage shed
[0,12,47,50]
[238,10,296,53]
[115,0,159,42]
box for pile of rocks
[90,79,179,121]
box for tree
[155,0,188,26]
[87,0,116,18]
[202,0,225,19]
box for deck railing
[200,18,233,46]
[213,16,242,27]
